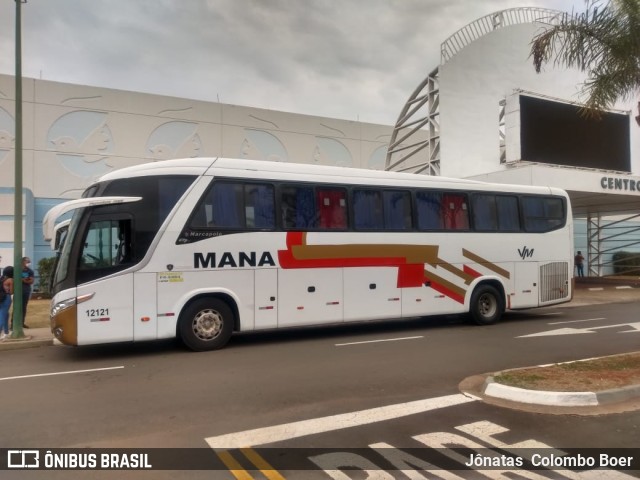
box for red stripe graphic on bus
[277,232,508,305]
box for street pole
[11,0,26,339]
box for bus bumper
[50,298,78,346]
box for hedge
[612,251,640,275]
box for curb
[0,336,53,351]
[482,376,640,407]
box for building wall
[0,74,409,283]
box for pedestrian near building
[574,251,585,277]
[0,266,14,340]
[14,257,35,329]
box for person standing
[574,251,585,277]
[0,266,14,340]
[18,257,35,329]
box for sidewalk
[0,326,53,351]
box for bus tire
[179,298,234,351]
[469,284,504,326]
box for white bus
[44,157,573,351]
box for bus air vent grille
[539,261,569,303]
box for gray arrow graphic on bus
[517,322,640,338]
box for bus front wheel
[179,298,234,351]
[469,284,504,326]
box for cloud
[0,0,586,124]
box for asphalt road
[0,301,639,479]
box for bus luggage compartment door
[278,268,343,327]
[344,267,401,321]
[511,262,539,309]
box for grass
[10,298,51,329]
[493,353,640,392]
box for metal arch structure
[385,7,564,175]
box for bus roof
[96,157,566,197]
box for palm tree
[531,0,640,124]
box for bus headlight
[51,298,76,317]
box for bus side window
[211,183,244,228]
[416,191,444,230]
[383,190,412,230]
[318,188,347,229]
[191,182,275,230]
[471,194,498,231]
[496,195,520,231]
[79,218,133,272]
[353,189,383,230]
[522,196,564,232]
[281,186,318,229]
[115,219,133,264]
[442,193,469,230]
[244,184,275,229]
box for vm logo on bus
[518,246,534,260]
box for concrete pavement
[0,325,53,350]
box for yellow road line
[216,450,253,480]
[241,448,286,480]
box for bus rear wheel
[179,298,234,351]
[469,284,504,326]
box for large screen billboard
[520,95,631,172]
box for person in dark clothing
[574,251,585,277]
[12,257,34,329]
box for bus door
[74,216,136,344]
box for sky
[0,0,586,125]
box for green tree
[37,257,56,295]
[531,0,640,123]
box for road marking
[205,393,475,449]
[548,317,606,325]
[536,312,562,316]
[216,450,252,480]
[241,448,285,480]
[335,335,424,346]
[0,366,124,382]
[616,285,633,289]
[518,322,640,338]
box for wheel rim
[192,309,224,341]
[478,293,497,318]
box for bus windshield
[52,208,83,287]
[50,175,197,295]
